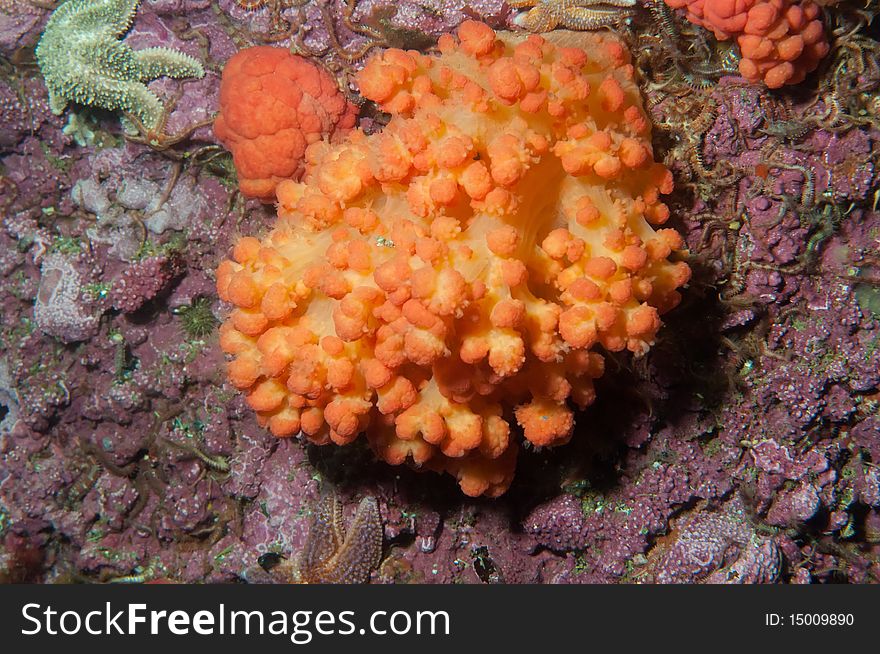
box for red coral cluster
[664,0,829,88]
[213,46,358,201]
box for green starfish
[36,0,204,131]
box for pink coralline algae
[522,427,736,582]
[524,494,590,552]
[765,482,823,527]
[0,359,19,436]
[108,255,183,314]
[217,0,513,50]
[34,252,102,343]
[644,503,781,584]
[0,78,53,148]
[854,460,880,509]
[0,2,49,56]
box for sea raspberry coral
[663,0,829,87]
[216,23,691,496]
[213,46,358,201]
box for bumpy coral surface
[213,46,358,201]
[216,22,691,497]
[664,0,829,87]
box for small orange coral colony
[216,23,691,496]
[664,0,829,88]
[213,46,358,200]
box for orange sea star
[294,494,383,584]
[510,0,638,32]
[234,0,304,9]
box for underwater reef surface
[0,0,878,584]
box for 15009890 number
[790,614,854,626]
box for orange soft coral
[664,0,829,88]
[216,23,691,497]
[213,46,358,201]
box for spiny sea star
[35,0,204,131]
[294,494,383,584]
[234,0,306,8]
[510,0,638,32]
[235,0,308,11]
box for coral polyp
[216,22,690,496]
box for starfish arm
[116,82,165,130]
[98,79,165,130]
[299,493,344,579]
[134,47,205,82]
[97,0,141,37]
[515,8,559,32]
[52,0,140,36]
[41,0,81,27]
[511,1,639,32]
[47,90,68,116]
[322,497,383,584]
[561,6,632,30]
[587,0,638,7]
